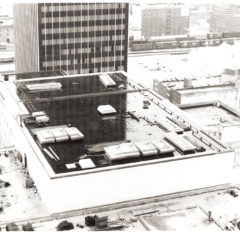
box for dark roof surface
[16,72,212,174]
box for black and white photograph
[0,0,240,234]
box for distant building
[210,3,240,33]
[0,18,13,43]
[221,67,240,84]
[189,4,210,34]
[141,4,190,39]
[13,2,128,75]
[153,73,238,105]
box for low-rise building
[153,72,238,106]
[0,71,234,213]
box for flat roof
[139,207,221,231]
[182,102,240,145]
[14,72,229,174]
[156,76,229,90]
[184,105,240,126]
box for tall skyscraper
[13,2,129,75]
[141,4,189,39]
[210,3,240,33]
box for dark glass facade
[14,2,129,74]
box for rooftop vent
[65,163,77,169]
[78,158,96,169]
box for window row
[41,24,125,34]
[44,65,125,75]
[60,45,124,54]
[41,14,125,24]
[42,35,125,45]
[41,3,126,12]
[80,55,125,64]
[42,55,125,67]
[76,66,124,74]
[42,59,71,67]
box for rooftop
[4,70,66,81]
[14,72,228,174]
[181,101,240,146]
[155,75,230,91]
[139,207,221,231]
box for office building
[210,3,240,33]
[141,4,189,39]
[0,18,13,43]
[13,2,129,74]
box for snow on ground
[8,185,240,231]
[128,53,188,89]
[187,40,240,76]
[128,41,240,90]
[0,153,49,223]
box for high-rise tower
[13,2,129,74]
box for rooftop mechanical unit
[36,115,50,124]
[152,139,175,154]
[78,158,96,169]
[104,143,140,161]
[155,117,184,133]
[32,111,50,124]
[134,141,158,156]
[26,82,62,91]
[99,74,116,88]
[51,128,69,142]
[164,132,197,152]
[97,105,117,115]
[167,116,190,131]
[64,127,84,140]
[32,111,46,118]
[36,130,55,144]
[65,163,77,169]
[35,127,84,144]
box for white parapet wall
[42,151,233,213]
